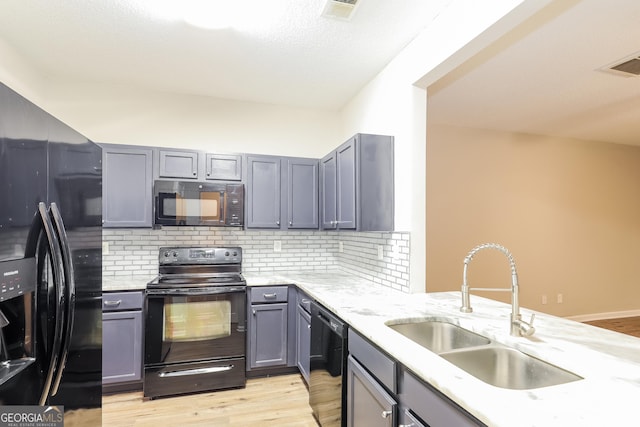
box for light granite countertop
[102,274,156,292]
[244,271,640,427]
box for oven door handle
[146,285,246,296]
[158,365,234,378]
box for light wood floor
[102,374,317,427]
[584,316,640,338]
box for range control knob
[225,251,230,256]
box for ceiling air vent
[322,0,361,21]
[601,52,640,77]
[610,56,640,76]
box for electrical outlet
[557,293,563,304]
[274,241,281,252]
[541,294,547,305]
[377,245,384,260]
[338,241,344,253]
[102,241,109,255]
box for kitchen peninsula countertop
[244,271,640,427]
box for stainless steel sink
[386,320,490,353]
[440,346,583,390]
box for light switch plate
[274,241,282,252]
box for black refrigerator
[0,82,102,423]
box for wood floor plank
[584,316,640,338]
[102,374,317,426]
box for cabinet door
[296,304,311,383]
[205,153,242,181]
[102,310,143,384]
[102,145,153,227]
[320,152,337,229]
[246,155,281,228]
[336,138,356,229]
[158,149,198,179]
[249,303,288,368]
[286,158,318,229]
[347,355,396,427]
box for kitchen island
[245,271,640,427]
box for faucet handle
[519,313,536,337]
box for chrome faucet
[460,243,535,337]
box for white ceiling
[1,1,638,146]
[428,0,640,146]
[0,0,450,110]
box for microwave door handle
[48,203,76,397]
[35,202,67,406]
[220,192,226,224]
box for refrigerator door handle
[34,202,67,406]
[48,203,75,397]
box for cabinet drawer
[250,286,288,303]
[348,329,396,393]
[399,369,481,427]
[103,291,144,311]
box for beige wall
[426,124,640,318]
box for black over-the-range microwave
[154,180,244,227]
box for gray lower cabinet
[247,286,289,369]
[246,155,319,229]
[295,292,312,383]
[320,133,394,231]
[102,291,144,389]
[398,368,483,427]
[348,328,484,427]
[347,355,397,427]
[348,329,397,427]
[101,144,153,227]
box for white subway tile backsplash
[103,228,410,292]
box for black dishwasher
[309,301,348,427]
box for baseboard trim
[566,309,640,322]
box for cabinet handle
[252,309,256,315]
[104,300,122,307]
[263,293,277,299]
[289,221,293,226]
[381,410,392,418]
[276,221,280,226]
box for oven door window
[145,292,245,365]
[164,297,230,342]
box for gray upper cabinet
[246,155,281,228]
[286,158,318,229]
[205,153,242,181]
[101,144,153,228]
[320,133,394,232]
[320,152,337,229]
[158,149,198,179]
[246,154,319,229]
[157,148,242,181]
